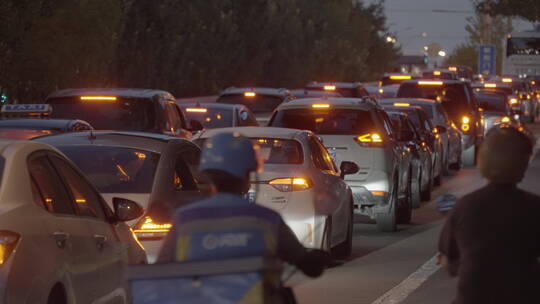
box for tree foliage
[1,0,398,101]
[474,0,540,23]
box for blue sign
[478,45,496,76]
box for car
[193,127,358,257]
[397,79,484,166]
[380,98,462,175]
[386,112,433,208]
[0,104,93,140]
[421,69,458,80]
[486,77,537,123]
[305,82,370,98]
[290,89,343,99]
[180,103,259,130]
[35,131,206,263]
[365,85,399,99]
[380,103,445,186]
[45,88,193,138]
[446,65,474,80]
[472,82,522,119]
[216,87,294,125]
[474,89,517,134]
[0,139,146,303]
[268,97,414,232]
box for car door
[308,136,348,246]
[28,152,97,302]
[49,154,128,303]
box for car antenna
[88,128,96,140]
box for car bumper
[346,171,390,211]
[461,133,476,150]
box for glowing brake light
[355,133,383,147]
[269,178,312,192]
[389,75,411,80]
[80,96,117,102]
[0,231,19,266]
[185,108,208,113]
[433,71,441,76]
[461,116,470,132]
[448,66,458,72]
[418,81,443,86]
[484,83,497,88]
[133,217,172,240]
[501,116,511,123]
[323,85,336,91]
[244,92,256,98]
[502,78,513,83]
[393,102,410,107]
[509,98,518,105]
[312,104,330,109]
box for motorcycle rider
[438,125,540,304]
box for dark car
[397,79,484,166]
[446,65,474,80]
[0,104,93,140]
[180,103,259,130]
[474,89,517,134]
[421,69,458,80]
[304,82,370,98]
[45,88,192,138]
[387,111,433,206]
[216,87,294,125]
[382,104,444,187]
[290,89,343,99]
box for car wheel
[332,200,353,259]
[47,284,67,304]
[420,165,433,201]
[398,176,413,224]
[449,147,462,171]
[411,171,422,209]
[462,144,476,167]
[376,184,398,232]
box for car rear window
[216,94,283,113]
[253,138,303,164]
[183,107,233,129]
[47,97,156,132]
[475,93,507,113]
[57,146,160,193]
[270,108,376,135]
[397,83,469,121]
[0,129,57,140]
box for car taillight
[133,217,172,240]
[461,116,470,132]
[269,177,312,192]
[354,133,383,147]
[0,231,19,266]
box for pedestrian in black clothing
[438,125,540,304]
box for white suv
[269,98,414,232]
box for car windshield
[216,94,283,113]
[308,87,358,97]
[411,104,434,119]
[57,146,160,193]
[252,138,303,164]
[183,107,233,129]
[270,108,375,135]
[398,83,468,121]
[476,93,507,113]
[47,97,156,132]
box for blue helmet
[199,132,259,179]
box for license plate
[246,191,256,203]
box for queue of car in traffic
[0,66,539,302]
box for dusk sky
[369,0,536,55]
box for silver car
[193,127,358,258]
[269,98,414,232]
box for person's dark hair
[203,169,249,194]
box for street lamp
[438,50,447,57]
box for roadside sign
[478,45,496,76]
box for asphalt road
[291,121,540,304]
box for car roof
[290,89,342,98]
[380,98,438,106]
[197,126,308,140]
[401,79,465,85]
[46,88,175,100]
[305,82,363,89]
[219,87,291,97]
[0,118,84,129]
[34,131,188,153]
[180,103,241,110]
[276,97,375,110]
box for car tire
[332,200,353,259]
[462,144,476,167]
[449,147,462,171]
[420,166,433,201]
[411,172,422,209]
[376,185,398,232]
[398,176,413,224]
[47,284,67,304]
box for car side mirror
[435,125,447,133]
[189,120,204,132]
[113,197,144,222]
[340,161,359,179]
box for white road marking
[370,254,440,304]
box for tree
[474,0,540,23]
[445,44,478,71]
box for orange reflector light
[0,231,20,265]
[418,81,443,86]
[484,83,497,88]
[501,116,511,123]
[80,96,117,101]
[433,71,441,76]
[185,108,208,113]
[323,85,336,91]
[244,92,256,97]
[370,191,387,197]
[389,75,412,80]
[448,66,458,72]
[75,199,86,204]
[393,102,410,107]
[502,78,513,83]
[312,104,330,109]
[269,177,312,192]
[134,217,172,240]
